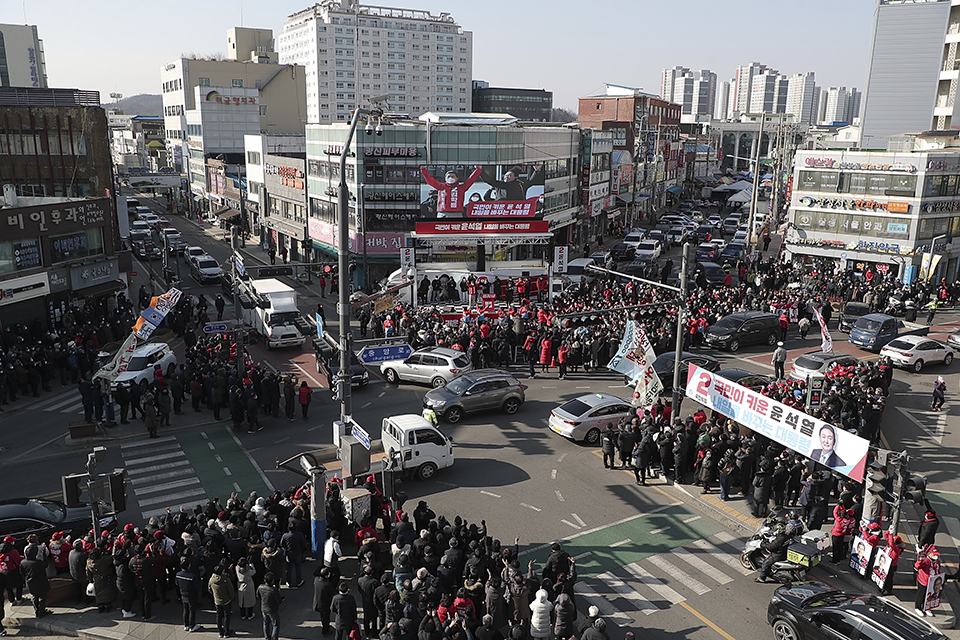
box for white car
[634,240,661,261]
[138,212,160,226]
[880,336,954,372]
[623,232,646,249]
[190,254,223,283]
[108,343,177,390]
[548,393,633,444]
[380,347,473,388]
[185,246,206,264]
[733,230,748,244]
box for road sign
[203,323,229,334]
[357,343,413,364]
[234,255,246,277]
[315,314,324,339]
[351,422,371,450]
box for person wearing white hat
[771,342,787,380]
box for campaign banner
[93,332,138,382]
[420,164,544,220]
[607,322,663,405]
[871,547,893,589]
[925,571,945,610]
[415,220,549,235]
[465,200,538,218]
[685,364,869,482]
[850,536,875,577]
[814,307,832,353]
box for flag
[814,307,832,353]
[93,332,138,382]
[607,321,663,406]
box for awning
[616,193,634,203]
[667,186,683,194]
[214,206,241,220]
[75,279,126,298]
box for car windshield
[23,499,65,523]
[125,355,149,371]
[558,399,591,417]
[270,311,300,325]
[198,260,218,269]
[453,355,470,368]
[445,377,472,395]
[625,234,642,242]
[637,243,656,251]
[794,356,825,370]
[844,303,869,315]
[854,317,883,332]
[712,316,741,329]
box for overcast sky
[4,0,874,110]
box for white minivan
[381,414,454,480]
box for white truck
[239,278,307,349]
[381,414,455,480]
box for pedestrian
[779,312,789,341]
[283,377,297,421]
[280,521,309,589]
[143,392,158,438]
[529,587,553,640]
[925,299,938,326]
[323,530,342,584]
[86,547,115,613]
[932,376,946,411]
[68,539,88,606]
[175,556,202,632]
[914,547,942,617]
[246,393,262,433]
[918,501,940,548]
[331,581,358,640]
[269,247,277,265]
[236,558,257,621]
[771,342,787,380]
[129,543,156,621]
[422,405,439,427]
[299,381,313,419]
[357,565,379,638]
[699,450,716,494]
[156,388,171,428]
[280,246,288,264]
[19,545,50,618]
[600,424,618,469]
[209,560,236,639]
[557,342,569,380]
[881,531,905,595]
[0,535,23,606]
[215,295,226,321]
[314,566,337,635]
[798,316,811,340]
[258,572,282,640]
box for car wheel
[445,407,463,424]
[384,369,399,384]
[139,379,149,392]
[913,359,924,373]
[728,339,741,353]
[431,376,446,389]
[417,462,438,481]
[584,427,601,445]
[944,352,953,366]
[772,619,799,640]
[503,398,521,414]
[766,333,777,346]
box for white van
[381,414,454,480]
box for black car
[768,581,946,640]
[608,242,636,263]
[694,261,726,286]
[620,258,658,281]
[719,242,745,263]
[703,311,780,352]
[839,301,870,333]
[0,498,117,548]
[315,336,369,388]
[714,368,774,391]
[653,352,720,392]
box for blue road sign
[203,323,229,334]
[351,422,371,450]
[357,343,413,364]
[316,314,324,339]
[235,255,246,278]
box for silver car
[548,393,633,444]
[380,347,473,388]
[423,369,525,423]
[789,352,860,381]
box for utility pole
[231,226,245,382]
[746,114,767,255]
[671,242,694,416]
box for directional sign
[203,323,229,334]
[351,422,371,450]
[357,343,413,364]
[234,255,246,278]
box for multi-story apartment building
[666,69,716,123]
[822,87,861,125]
[278,0,473,123]
[785,72,818,125]
[733,62,769,113]
[0,24,47,88]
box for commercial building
[303,114,580,285]
[160,27,307,173]
[109,114,166,172]
[0,87,127,329]
[278,1,473,123]
[471,81,552,122]
[784,135,960,281]
[860,0,955,149]
[0,24,47,88]
[244,133,307,247]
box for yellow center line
[680,602,739,640]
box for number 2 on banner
[696,372,712,396]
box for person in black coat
[331,582,358,640]
[20,545,50,618]
[68,539,88,605]
[313,566,337,635]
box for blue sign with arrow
[357,343,413,364]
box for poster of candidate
[871,547,893,589]
[420,164,545,220]
[849,535,874,577]
[925,571,946,611]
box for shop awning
[214,206,242,220]
[667,186,683,194]
[76,279,126,298]
[616,193,634,203]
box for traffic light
[61,473,86,507]
[552,313,604,330]
[866,461,889,496]
[630,302,678,322]
[259,266,293,277]
[107,469,127,514]
[903,473,927,504]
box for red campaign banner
[480,293,496,313]
[415,220,549,235]
[465,199,539,218]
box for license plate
[550,424,562,434]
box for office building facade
[471,82,552,121]
[0,24,47,88]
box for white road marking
[42,395,86,412]
[596,571,659,616]
[561,519,582,530]
[520,503,542,512]
[551,469,557,480]
[201,431,207,438]
[124,451,186,466]
[215,454,222,463]
[574,582,634,623]
[572,513,587,527]
[436,481,458,487]
[362,402,372,408]
[555,490,565,502]
[682,515,702,524]
[126,459,192,477]
[558,453,567,463]
[120,435,176,449]
[609,539,631,548]
[233,482,241,492]
[289,360,324,388]
[576,386,591,389]
[647,555,711,595]
[624,562,685,605]
[133,478,201,496]
[895,406,945,445]
[207,442,216,450]
[572,551,593,561]
[138,488,209,507]
[671,547,733,585]
[650,526,670,535]
[379,392,386,398]
[691,536,752,576]
[480,490,501,498]
[129,470,190,485]
[223,467,232,477]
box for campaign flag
[814,307,832,353]
[93,333,138,382]
[608,322,662,401]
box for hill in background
[112,93,162,116]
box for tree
[550,108,577,123]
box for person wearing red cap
[0,536,23,605]
[830,506,856,564]
[882,530,905,595]
[49,532,71,574]
[918,500,940,549]
[861,521,882,547]
[915,545,943,617]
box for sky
[3,0,874,111]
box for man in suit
[810,424,845,468]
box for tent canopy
[727,190,751,203]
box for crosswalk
[120,436,209,521]
[574,531,749,622]
[38,391,84,415]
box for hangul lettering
[756,397,769,415]
[7,214,23,229]
[785,412,799,429]
[232,97,240,105]
[249,97,257,104]
[770,405,783,423]
[784,430,800,450]
[28,211,47,231]
[800,417,815,437]
[65,209,77,222]
[50,209,61,224]
[774,425,791,442]
[216,96,223,103]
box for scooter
[885,294,904,316]
[741,520,818,584]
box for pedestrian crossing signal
[108,469,127,514]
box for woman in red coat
[557,343,569,380]
[298,381,312,419]
[539,335,552,374]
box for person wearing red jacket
[0,535,23,604]
[881,530,905,595]
[861,521,882,547]
[49,532,71,574]
[914,546,943,616]
[830,506,856,563]
[420,166,482,218]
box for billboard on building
[419,164,545,220]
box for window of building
[232,79,243,87]
[0,238,40,274]
[51,228,104,263]
[198,77,210,86]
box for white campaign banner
[814,307,832,353]
[93,332,138,382]
[684,364,869,482]
[607,321,661,392]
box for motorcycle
[884,294,904,316]
[741,518,820,584]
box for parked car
[666,226,688,247]
[608,242,636,263]
[647,230,668,248]
[423,369,525,423]
[564,258,598,285]
[166,233,187,255]
[880,335,954,372]
[185,246,206,264]
[703,311,781,352]
[622,231,646,249]
[548,393,633,444]
[695,243,719,261]
[722,216,741,234]
[109,342,177,390]
[380,346,473,388]
[0,499,117,549]
[191,255,223,283]
[653,352,720,392]
[948,328,960,350]
[767,581,946,640]
[714,368,775,391]
[789,351,860,381]
[733,230,748,244]
[134,240,161,260]
[634,240,662,261]
[137,212,160,226]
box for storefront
[69,258,126,310]
[0,272,50,331]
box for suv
[191,254,223,283]
[423,369,525,423]
[108,342,177,390]
[380,346,473,388]
[789,351,860,381]
[703,311,780,352]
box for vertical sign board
[400,247,415,274]
[554,246,568,274]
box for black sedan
[768,581,945,640]
[0,498,117,548]
[608,242,636,263]
[653,351,720,392]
